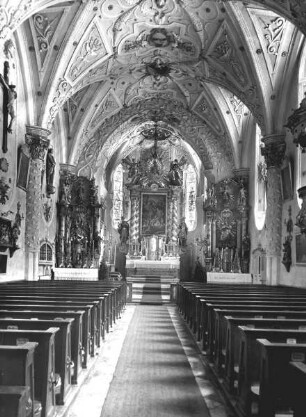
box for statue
[0,73,17,134]
[122,156,140,185]
[282,236,292,272]
[238,183,247,206]
[46,148,56,195]
[178,217,188,247]
[118,216,129,245]
[168,156,186,186]
[205,184,216,207]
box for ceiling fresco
[1,0,305,182]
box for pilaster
[24,125,50,280]
[261,134,286,285]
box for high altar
[118,123,188,280]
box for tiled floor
[56,305,232,417]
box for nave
[3,279,306,417]
[66,304,230,417]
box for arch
[72,98,235,180]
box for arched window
[112,164,123,228]
[39,242,53,262]
[184,164,197,231]
[254,124,266,230]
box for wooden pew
[177,283,306,332]
[223,319,306,393]
[255,338,306,417]
[0,342,38,417]
[0,294,100,352]
[0,310,83,384]
[0,284,119,338]
[0,280,126,326]
[0,302,92,368]
[0,386,30,417]
[205,302,306,354]
[179,286,306,343]
[289,361,306,417]
[0,328,59,417]
[213,310,306,371]
[0,317,73,405]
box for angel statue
[122,156,140,185]
[168,156,187,186]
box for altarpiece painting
[141,193,167,236]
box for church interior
[1,0,306,416]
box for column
[261,134,286,285]
[167,192,173,243]
[234,168,250,272]
[130,190,140,243]
[171,190,179,243]
[58,164,76,267]
[24,125,50,280]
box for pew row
[0,328,59,417]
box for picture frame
[296,234,306,264]
[141,193,167,236]
[16,148,30,191]
[281,161,293,201]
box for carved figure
[0,73,17,134]
[0,177,10,205]
[206,184,216,207]
[7,84,17,133]
[296,199,306,234]
[46,148,56,194]
[238,184,247,206]
[222,183,231,203]
[282,236,292,272]
[178,218,188,247]
[122,156,140,184]
[168,156,186,186]
[118,216,129,245]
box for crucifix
[0,61,17,153]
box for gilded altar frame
[141,193,167,236]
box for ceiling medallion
[146,57,171,80]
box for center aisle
[101,305,228,417]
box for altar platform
[54,267,99,280]
[126,258,180,278]
[207,272,252,284]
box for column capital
[25,125,51,160]
[261,134,286,169]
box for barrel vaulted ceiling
[1,0,305,181]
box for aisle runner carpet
[140,277,162,304]
[100,305,210,417]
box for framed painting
[141,193,167,236]
[296,234,306,264]
[17,149,30,191]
